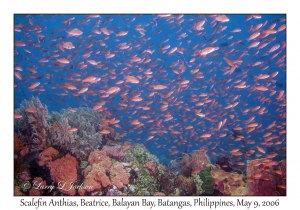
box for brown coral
[144,160,157,175]
[83,150,112,192]
[175,175,196,195]
[38,147,59,166]
[84,163,111,192]
[14,132,29,152]
[102,145,124,159]
[25,97,49,149]
[191,149,211,173]
[110,162,130,189]
[47,154,78,195]
[246,158,283,196]
[88,150,112,168]
[48,119,74,148]
[211,166,247,195]
[181,153,192,176]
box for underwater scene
[14,14,286,196]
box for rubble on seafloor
[14,98,286,196]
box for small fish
[25,107,38,113]
[14,113,22,119]
[67,28,83,37]
[99,129,110,134]
[67,108,77,112]
[28,82,40,90]
[257,146,266,153]
[68,128,78,132]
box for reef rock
[211,166,247,195]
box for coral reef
[47,154,78,195]
[24,97,49,149]
[48,118,74,149]
[191,149,211,173]
[121,145,160,195]
[211,165,247,195]
[192,173,203,195]
[14,132,29,152]
[38,147,59,166]
[194,167,214,195]
[88,150,112,167]
[102,145,124,159]
[216,156,233,172]
[14,97,124,170]
[14,186,24,196]
[48,108,104,159]
[246,158,285,196]
[181,153,192,176]
[110,162,130,189]
[106,188,126,196]
[168,157,183,176]
[144,160,157,175]
[83,162,111,192]
[83,150,112,192]
[175,175,196,195]
[157,168,177,195]
[273,159,286,195]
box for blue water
[14,14,286,166]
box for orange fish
[68,28,83,37]
[236,162,245,166]
[248,41,260,49]
[252,173,262,179]
[25,107,38,113]
[257,146,266,153]
[68,128,78,132]
[154,85,168,90]
[194,20,205,31]
[78,87,88,94]
[67,108,77,112]
[269,43,280,53]
[200,133,211,138]
[196,113,205,117]
[214,15,229,22]
[230,149,240,153]
[199,47,219,56]
[277,184,286,189]
[15,40,26,46]
[56,58,70,64]
[62,41,75,49]
[255,86,268,91]
[125,76,139,84]
[170,150,179,155]
[29,82,40,90]
[14,113,22,119]
[99,129,110,134]
[231,28,241,32]
[106,87,121,95]
[278,24,286,32]
[116,31,128,36]
[273,170,283,175]
[122,144,131,152]
[276,90,284,101]
[231,152,243,156]
[82,76,97,83]
[248,31,260,41]
[14,72,22,80]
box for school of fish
[14,14,286,169]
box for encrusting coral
[211,165,246,195]
[47,154,78,195]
